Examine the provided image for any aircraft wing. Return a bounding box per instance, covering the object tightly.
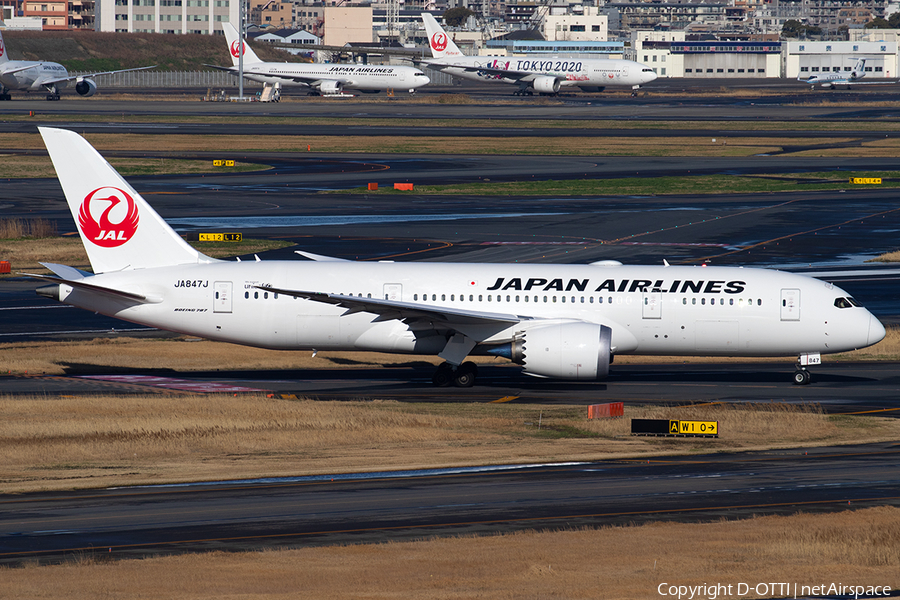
[420,59,537,81]
[256,286,524,327]
[39,65,156,86]
[1,64,39,76]
[204,63,323,87]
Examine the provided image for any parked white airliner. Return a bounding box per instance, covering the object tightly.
[31,127,884,387]
[420,13,657,95]
[208,22,430,97]
[0,29,154,101]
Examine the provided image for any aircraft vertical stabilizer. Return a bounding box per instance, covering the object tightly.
[38,127,211,274]
[422,13,465,59]
[0,29,9,65]
[222,22,262,66]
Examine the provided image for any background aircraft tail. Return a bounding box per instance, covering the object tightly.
[222,22,261,66]
[0,28,9,65]
[422,13,465,59]
[39,127,212,274]
[851,58,866,79]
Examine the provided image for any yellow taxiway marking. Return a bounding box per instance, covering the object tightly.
[491,396,519,403]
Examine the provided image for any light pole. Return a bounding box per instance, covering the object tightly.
[238,0,244,100]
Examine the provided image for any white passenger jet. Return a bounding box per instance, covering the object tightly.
[207,22,430,97]
[30,127,885,387]
[799,58,895,89]
[420,13,657,95]
[0,29,154,101]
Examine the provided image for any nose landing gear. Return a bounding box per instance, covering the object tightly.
[792,353,820,385]
[793,368,812,385]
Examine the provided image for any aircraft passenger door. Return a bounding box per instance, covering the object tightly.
[214,281,233,313]
[383,283,402,301]
[642,292,662,319]
[780,288,800,321]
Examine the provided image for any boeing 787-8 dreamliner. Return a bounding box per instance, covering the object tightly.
[29,128,885,387]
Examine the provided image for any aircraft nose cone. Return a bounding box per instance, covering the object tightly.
[868,314,886,346]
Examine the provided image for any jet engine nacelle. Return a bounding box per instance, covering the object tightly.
[74,78,97,97]
[532,76,561,94]
[319,80,343,94]
[520,322,612,380]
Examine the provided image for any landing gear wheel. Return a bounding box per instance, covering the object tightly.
[432,362,454,387]
[453,361,478,388]
[793,369,811,385]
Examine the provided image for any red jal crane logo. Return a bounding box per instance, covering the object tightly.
[0,39,5,58]
[78,187,140,247]
[230,40,244,58]
[430,32,448,52]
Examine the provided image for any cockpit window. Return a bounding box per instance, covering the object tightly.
[834,297,860,309]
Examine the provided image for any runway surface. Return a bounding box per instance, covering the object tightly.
[2,441,898,565]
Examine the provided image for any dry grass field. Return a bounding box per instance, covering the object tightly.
[2,393,898,494]
[872,250,900,262]
[0,231,290,272]
[0,132,854,171]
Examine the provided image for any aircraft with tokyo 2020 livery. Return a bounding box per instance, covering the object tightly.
[26,127,885,388]
[419,12,657,96]
[0,29,154,101]
[205,22,430,99]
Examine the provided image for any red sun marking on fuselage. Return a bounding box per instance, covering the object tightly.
[78,187,140,247]
[431,33,448,52]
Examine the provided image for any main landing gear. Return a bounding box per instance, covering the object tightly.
[45,85,60,101]
[432,361,478,388]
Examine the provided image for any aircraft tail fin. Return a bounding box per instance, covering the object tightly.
[422,13,465,59]
[0,29,9,65]
[38,127,214,274]
[851,58,866,79]
[222,22,261,66]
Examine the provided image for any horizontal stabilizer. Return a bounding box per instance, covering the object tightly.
[22,271,160,303]
[40,262,93,280]
[294,251,352,262]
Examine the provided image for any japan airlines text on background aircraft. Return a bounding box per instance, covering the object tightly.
[0,29,154,101]
[799,58,896,89]
[420,13,657,95]
[207,22,430,96]
[31,127,884,387]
